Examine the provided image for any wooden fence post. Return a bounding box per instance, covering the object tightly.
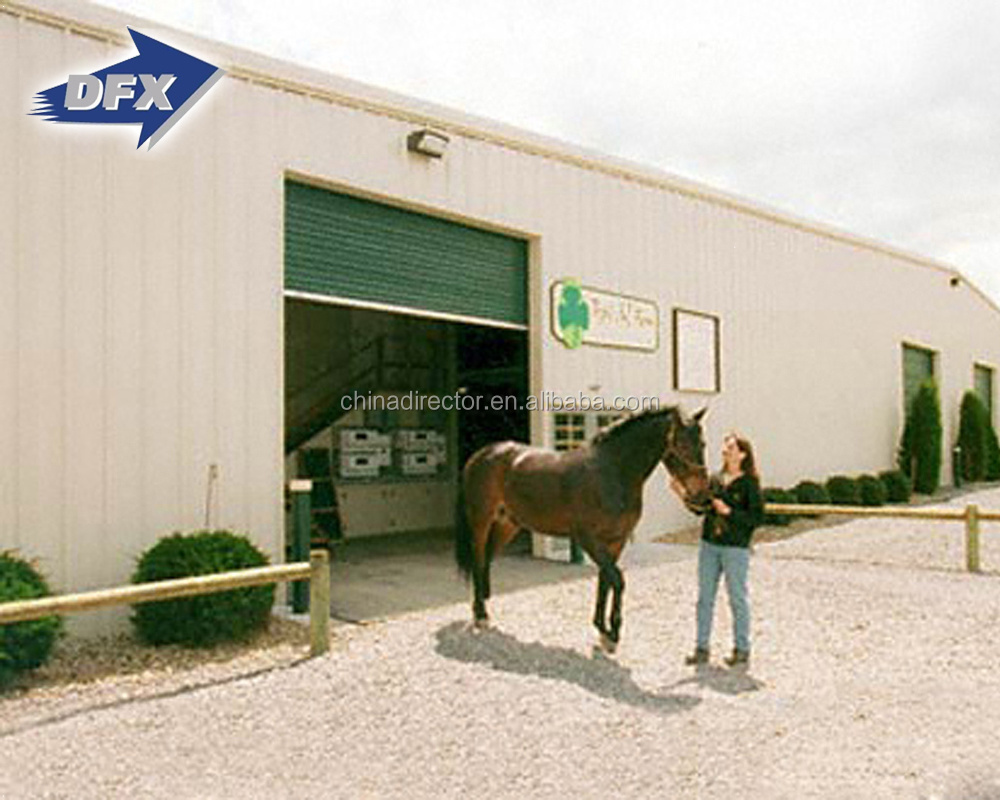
[965,504,981,573]
[310,549,331,656]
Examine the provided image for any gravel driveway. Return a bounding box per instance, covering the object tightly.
[2,489,1000,800]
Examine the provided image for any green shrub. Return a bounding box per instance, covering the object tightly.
[762,487,796,526]
[826,475,861,505]
[131,531,274,648]
[986,426,1000,481]
[957,392,990,482]
[857,474,888,507]
[0,552,63,690]
[794,480,830,505]
[878,470,912,503]
[898,380,943,494]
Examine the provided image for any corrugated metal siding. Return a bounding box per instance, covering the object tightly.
[15,18,68,593]
[284,181,528,325]
[0,15,285,632]
[0,14,17,557]
[61,27,112,596]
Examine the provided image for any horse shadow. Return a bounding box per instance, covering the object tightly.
[434,620,700,716]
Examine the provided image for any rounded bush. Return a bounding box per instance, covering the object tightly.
[131,531,274,648]
[878,470,912,503]
[0,551,63,689]
[857,474,887,507]
[826,475,861,506]
[794,480,830,505]
[762,487,796,526]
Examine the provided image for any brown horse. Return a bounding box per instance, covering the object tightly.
[455,406,710,650]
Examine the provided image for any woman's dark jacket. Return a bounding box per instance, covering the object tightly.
[701,473,764,548]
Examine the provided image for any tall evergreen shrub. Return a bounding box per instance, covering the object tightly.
[957,391,990,482]
[986,426,1000,481]
[898,380,943,494]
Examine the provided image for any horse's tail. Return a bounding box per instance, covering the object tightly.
[454,480,475,580]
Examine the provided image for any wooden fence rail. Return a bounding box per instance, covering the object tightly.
[764,503,990,573]
[0,550,332,656]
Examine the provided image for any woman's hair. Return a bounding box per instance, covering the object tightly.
[726,433,759,480]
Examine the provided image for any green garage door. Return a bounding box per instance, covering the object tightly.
[975,364,994,423]
[902,344,935,415]
[285,181,527,327]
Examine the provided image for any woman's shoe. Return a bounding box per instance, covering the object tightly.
[684,647,710,665]
[724,649,750,667]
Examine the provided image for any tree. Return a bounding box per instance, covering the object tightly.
[986,425,1000,481]
[957,391,990,482]
[898,380,942,494]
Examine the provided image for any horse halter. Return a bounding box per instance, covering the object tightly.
[661,418,704,480]
[662,420,711,514]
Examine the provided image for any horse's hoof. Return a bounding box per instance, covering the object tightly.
[599,633,618,654]
[473,617,491,631]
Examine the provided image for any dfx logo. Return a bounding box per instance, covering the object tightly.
[30,28,225,150]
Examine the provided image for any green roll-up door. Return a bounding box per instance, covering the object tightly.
[902,344,935,414]
[285,181,527,326]
[975,364,994,422]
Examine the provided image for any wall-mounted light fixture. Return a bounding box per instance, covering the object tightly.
[950,275,961,288]
[407,128,449,158]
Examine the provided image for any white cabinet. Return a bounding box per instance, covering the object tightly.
[335,479,455,537]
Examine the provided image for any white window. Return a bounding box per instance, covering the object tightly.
[673,308,720,393]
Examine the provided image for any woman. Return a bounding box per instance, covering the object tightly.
[671,433,764,667]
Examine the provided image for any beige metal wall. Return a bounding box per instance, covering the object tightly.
[0,9,288,633]
[4,0,1000,630]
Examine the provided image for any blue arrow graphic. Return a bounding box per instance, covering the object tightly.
[30,28,225,149]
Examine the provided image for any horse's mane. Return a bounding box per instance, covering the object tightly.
[591,406,678,446]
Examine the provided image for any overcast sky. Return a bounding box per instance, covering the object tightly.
[97,0,1000,305]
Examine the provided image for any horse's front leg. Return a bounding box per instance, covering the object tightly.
[606,562,625,645]
[472,564,489,626]
[591,555,625,652]
[593,569,610,637]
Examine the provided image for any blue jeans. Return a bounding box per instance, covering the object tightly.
[696,541,751,652]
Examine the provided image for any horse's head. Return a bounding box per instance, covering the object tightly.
[662,407,712,513]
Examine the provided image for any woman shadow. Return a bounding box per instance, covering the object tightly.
[434,621,700,716]
[661,663,764,696]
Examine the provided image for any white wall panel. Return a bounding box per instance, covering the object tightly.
[17,21,67,587]
[243,83,283,561]
[102,94,145,595]
[139,128,183,542]
[0,14,20,553]
[212,83,250,536]
[176,94,219,535]
[62,32,110,596]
